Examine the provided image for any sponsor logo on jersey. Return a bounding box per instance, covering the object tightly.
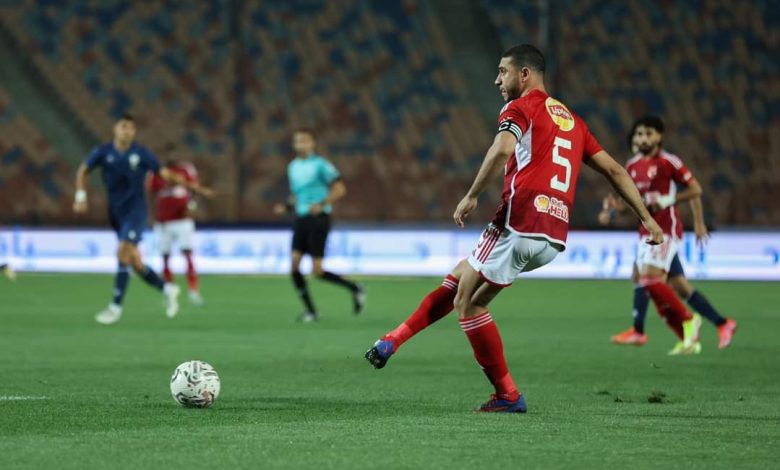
[545,97,575,132]
[129,153,140,170]
[534,194,569,223]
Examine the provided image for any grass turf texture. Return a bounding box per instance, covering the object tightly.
[1,274,778,469]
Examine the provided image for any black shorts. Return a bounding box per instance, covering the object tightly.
[292,214,331,257]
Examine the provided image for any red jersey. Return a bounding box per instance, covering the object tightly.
[490,90,603,249]
[625,149,693,239]
[149,162,198,222]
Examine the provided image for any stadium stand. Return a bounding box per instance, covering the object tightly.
[482,0,779,226]
[0,0,776,225]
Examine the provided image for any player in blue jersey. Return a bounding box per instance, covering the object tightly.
[73,114,213,325]
[274,128,366,322]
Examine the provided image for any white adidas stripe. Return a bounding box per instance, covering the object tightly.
[460,314,493,331]
[461,317,493,332]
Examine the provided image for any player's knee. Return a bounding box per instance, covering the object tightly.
[453,292,470,315]
[671,277,693,297]
[312,266,325,278]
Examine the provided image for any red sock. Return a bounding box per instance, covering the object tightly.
[383,275,458,349]
[162,254,173,283]
[184,250,198,291]
[459,312,519,400]
[641,277,691,340]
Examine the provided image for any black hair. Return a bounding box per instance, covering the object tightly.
[118,113,134,122]
[501,44,545,73]
[631,115,665,134]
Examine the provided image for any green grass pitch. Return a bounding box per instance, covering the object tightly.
[1,274,778,469]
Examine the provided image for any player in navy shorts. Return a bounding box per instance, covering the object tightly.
[73,114,213,325]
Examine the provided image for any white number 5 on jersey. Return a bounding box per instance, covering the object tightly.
[550,137,572,192]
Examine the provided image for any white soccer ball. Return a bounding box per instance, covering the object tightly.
[170,360,220,408]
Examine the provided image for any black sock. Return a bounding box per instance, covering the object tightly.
[687,290,727,326]
[320,271,359,292]
[632,285,649,334]
[136,265,165,291]
[292,271,317,313]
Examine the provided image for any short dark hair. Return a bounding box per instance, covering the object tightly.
[294,127,316,139]
[501,44,545,73]
[632,115,665,134]
[118,113,134,122]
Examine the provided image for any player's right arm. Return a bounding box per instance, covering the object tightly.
[73,163,89,213]
[73,147,104,213]
[586,150,663,244]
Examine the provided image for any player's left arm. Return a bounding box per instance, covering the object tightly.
[453,131,515,227]
[309,160,346,215]
[159,167,215,198]
[586,151,664,245]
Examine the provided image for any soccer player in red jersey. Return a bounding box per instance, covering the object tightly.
[149,159,206,306]
[601,117,737,351]
[365,44,664,413]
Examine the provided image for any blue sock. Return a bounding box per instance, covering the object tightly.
[113,263,131,305]
[136,265,165,291]
[632,285,650,334]
[687,290,726,326]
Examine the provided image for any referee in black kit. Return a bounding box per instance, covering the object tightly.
[274,128,366,322]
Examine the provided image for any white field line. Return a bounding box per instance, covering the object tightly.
[0,396,48,401]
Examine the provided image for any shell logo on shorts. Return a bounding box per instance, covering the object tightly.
[545,97,575,132]
[534,195,551,211]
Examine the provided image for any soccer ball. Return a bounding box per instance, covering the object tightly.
[170,360,221,408]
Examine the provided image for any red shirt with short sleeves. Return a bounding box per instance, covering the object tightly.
[491,89,603,249]
[149,162,198,222]
[625,149,693,239]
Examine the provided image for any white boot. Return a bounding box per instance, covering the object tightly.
[95,303,122,325]
[164,283,181,318]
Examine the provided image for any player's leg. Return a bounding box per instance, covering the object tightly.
[637,239,699,354]
[120,218,180,318]
[669,272,737,348]
[95,214,131,325]
[365,224,507,368]
[178,219,203,305]
[611,263,649,345]
[155,222,174,283]
[289,216,319,320]
[458,235,559,412]
[455,265,523,410]
[310,214,366,314]
[365,259,468,368]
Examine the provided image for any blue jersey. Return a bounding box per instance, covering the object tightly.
[85,142,161,219]
[288,154,340,217]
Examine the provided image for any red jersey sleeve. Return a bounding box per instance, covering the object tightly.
[497,100,530,142]
[671,159,694,186]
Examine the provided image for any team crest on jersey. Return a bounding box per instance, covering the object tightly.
[534,194,569,222]
[129,153,140,170]
[647,165,657,179]
[545,97,575,131]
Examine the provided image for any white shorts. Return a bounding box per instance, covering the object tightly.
[154,219,195,254]
[635,235,678,271]
[467,224,560,286]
